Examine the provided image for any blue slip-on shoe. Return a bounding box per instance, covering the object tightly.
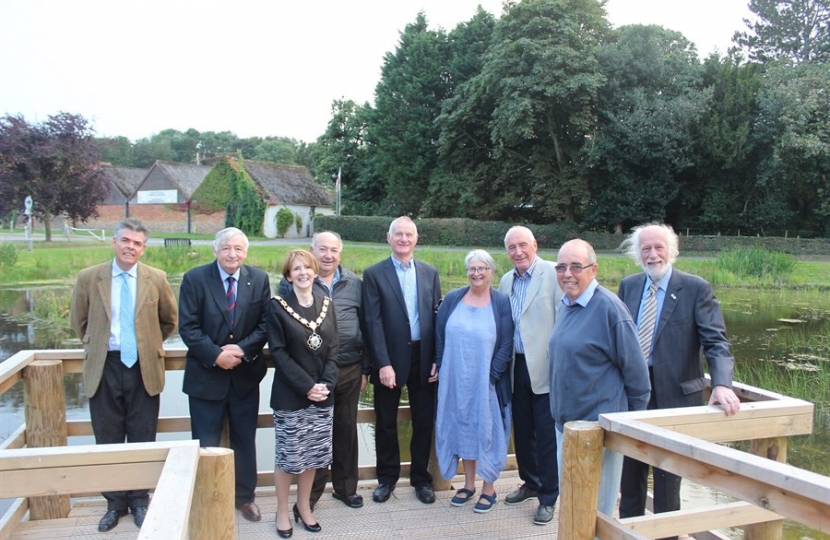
[450,488,476,507]
[473,493,498,514]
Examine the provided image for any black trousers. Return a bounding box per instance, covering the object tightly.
[511,353,560,506]
[373,342,435,487]
[310,362,363,505]
[189,387,260,506]
[89,352,159,511]
[619,368,682,539]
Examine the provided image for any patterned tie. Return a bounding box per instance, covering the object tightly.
[637,283,659,363]
[226,276,236,326]
[120,272,138,368]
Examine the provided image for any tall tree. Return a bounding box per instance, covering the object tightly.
[587,24,708,232]
[0,113,109,241]
[733,0,830,63]
[455,0,609,222]
[366,13,452,216]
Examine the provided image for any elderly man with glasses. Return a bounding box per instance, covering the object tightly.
[548,239,651,517]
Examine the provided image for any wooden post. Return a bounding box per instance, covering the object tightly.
[429,434,451,491]
[744,437,787,540]
[558,421,604,540]
[189,447,235,540]
[23,359,70,519]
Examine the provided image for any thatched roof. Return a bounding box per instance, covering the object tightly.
[242,160,333,207]
[153,161,211,199]
[101,166,147,203]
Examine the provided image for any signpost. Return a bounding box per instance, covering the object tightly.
[23,196,33,251]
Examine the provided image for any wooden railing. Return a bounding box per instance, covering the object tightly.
[2,347,829,540]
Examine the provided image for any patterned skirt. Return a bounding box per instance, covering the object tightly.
[273,405,333,474]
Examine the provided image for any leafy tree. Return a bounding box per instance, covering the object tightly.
[252,137,298,163]
[98,135,135,166]
[0,113,109,241]
[366,13,452,216]
[586,24,708,231]
[733,0,830,63]
[456,0,609,222]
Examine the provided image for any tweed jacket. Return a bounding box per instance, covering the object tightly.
[70,260,178,398]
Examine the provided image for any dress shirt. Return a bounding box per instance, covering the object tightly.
[510,256,540,354]
[391,256,420,341]
[109,260,137,351]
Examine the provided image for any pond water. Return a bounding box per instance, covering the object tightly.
[1,284,828,538]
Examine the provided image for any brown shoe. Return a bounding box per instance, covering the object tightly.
[236,501,261,522]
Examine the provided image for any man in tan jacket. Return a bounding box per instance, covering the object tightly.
[70,218,177,533]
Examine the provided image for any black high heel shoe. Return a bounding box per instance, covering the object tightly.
[276,510,293,538]
[292,504,321,533]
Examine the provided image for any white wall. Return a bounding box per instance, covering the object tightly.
[263,205,334,239]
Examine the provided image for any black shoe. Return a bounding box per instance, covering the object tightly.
[533,503,555,525]
[332,491,364,508]
[505,484,538,505]
[372,483,395,503]
[277,525,293,538]
[131,506,148,528]
[98,509,128,532]
[293,504,321,533]
[414,484,436,504]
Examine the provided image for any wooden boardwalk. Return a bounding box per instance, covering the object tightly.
[8,471,562,539]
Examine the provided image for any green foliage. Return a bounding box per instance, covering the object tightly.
[0,243,18,269]
[294,213,303,233]
[229,172,266,237]
[732,0,830,63]
[192,161,235,212]
[275,207,295,237]
[717,247,797,280]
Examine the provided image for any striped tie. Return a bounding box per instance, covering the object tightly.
[120,272,138,368]
[226,276,236,326]
[638,283,659,362]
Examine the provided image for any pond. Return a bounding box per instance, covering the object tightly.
[1,284,828,539]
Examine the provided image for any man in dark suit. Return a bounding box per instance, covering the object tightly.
[362,216,441,505]
[179,227,271,523]
[70,218,178,532]
[617,223,740,536]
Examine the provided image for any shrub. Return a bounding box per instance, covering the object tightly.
[295,214,303,233]
[717,247,797,280]
[276,208,294,238]
[0,243,18,270]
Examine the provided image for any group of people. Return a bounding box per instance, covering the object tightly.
[70,216,740,538]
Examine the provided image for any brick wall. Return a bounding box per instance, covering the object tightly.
[73,205,227,236]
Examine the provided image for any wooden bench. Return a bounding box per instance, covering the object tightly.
[163,238,191,248]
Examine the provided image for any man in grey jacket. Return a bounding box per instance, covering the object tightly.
[278,231,368,509]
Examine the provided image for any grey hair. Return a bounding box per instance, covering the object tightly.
[465,249,497,274]
[213,227,249,252]
[619,223,679,266]
[388,216,417,236]
[312,230,343,250]
[114,218,149,241]
[503,225,535,248]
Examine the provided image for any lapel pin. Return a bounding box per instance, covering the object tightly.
[671,293,677,300]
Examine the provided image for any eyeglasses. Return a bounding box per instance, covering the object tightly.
[466,266,490,275]
[554,263,595,274]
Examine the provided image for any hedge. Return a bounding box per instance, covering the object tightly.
[313,215,830,256]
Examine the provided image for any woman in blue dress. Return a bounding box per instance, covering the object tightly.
[434,249,514,513]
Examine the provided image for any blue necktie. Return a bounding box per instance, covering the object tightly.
[120,272,138,367]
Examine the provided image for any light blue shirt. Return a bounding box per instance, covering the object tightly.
[392,256,420,341]
[317,267,341,297]
[216,262,241,297]
[109,260,137,351]
[637,267,673,365]
[560,279,599,308]
[510,257,540,354]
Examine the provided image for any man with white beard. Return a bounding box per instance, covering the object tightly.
[617,223,740,540]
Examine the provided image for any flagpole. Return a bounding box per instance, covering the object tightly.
[336,167,342,216]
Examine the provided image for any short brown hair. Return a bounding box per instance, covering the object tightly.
[281,249,319,279]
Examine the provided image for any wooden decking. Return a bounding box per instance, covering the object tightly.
[8,471,562,540]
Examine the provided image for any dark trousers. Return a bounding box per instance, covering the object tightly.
[311,362,363,505]
[511,353,559,506]
[89,353,159,511]
[374,342,435,487]
[189,387,260,506]
[619,369,681,539]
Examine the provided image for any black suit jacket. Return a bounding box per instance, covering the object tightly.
[362,257,441,387]
[180,261,271,400]
[618,268,735,409]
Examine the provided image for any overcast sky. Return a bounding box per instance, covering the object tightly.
[0,0,753,144]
